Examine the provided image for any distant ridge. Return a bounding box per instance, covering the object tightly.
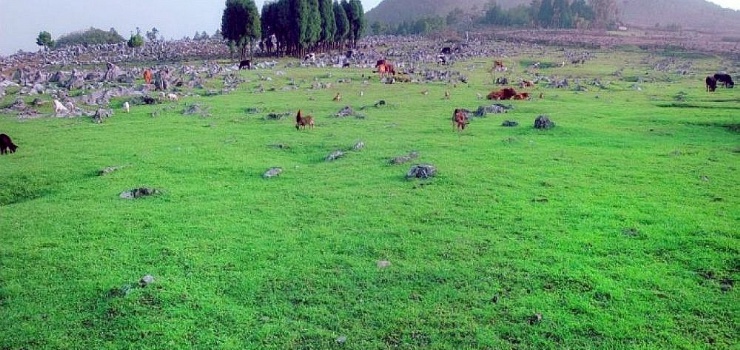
[366,0,740,33]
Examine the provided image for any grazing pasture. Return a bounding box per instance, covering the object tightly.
[0,46,738,349]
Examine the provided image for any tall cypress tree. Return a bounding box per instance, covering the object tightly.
[221,0,261,60]
[349,0,365,46]
[305,0,322,51]
[537,0,554,27]
[333,1,350,48]
[318,0,336,49]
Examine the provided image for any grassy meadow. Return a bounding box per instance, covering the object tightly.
[0,46,738,349]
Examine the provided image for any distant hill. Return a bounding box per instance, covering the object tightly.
[365,0,740,33]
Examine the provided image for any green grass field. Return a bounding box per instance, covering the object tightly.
[1,47,738,349]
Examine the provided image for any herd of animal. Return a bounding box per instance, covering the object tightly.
[1,47,736,156]
[705,73,735,92]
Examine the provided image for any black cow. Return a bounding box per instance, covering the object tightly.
[706,76,717,92]
[713,73,734,88]
[441,47,452,55]
[0,133,18,155]
[238,60,252,70]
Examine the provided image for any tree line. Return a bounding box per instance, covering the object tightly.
[221,0,365,60]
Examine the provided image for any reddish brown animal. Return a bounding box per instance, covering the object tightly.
[493,60,507,72]
[513,92,530,100]
[295,110,314,130]
[487,87,518,100]
[452,109,468,131]
[0,133,18,155]
[375,59,396,78]
[143,69,153,84]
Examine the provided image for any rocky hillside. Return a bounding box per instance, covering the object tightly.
[366,0,740,33]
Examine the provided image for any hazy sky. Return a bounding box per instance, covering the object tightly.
[0,0,737,56]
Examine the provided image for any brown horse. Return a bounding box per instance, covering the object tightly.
[296,110,314,130]
[452,109,468,131]
[375,59,396,78]
[143,69,153,84]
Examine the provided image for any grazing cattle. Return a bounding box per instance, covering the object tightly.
[706,76,717,92]
[333,92,342,102]
[437,54,448,65]
[452,109,468,131]
[487,87,518,100]
[123,101,130,113]
[238,59,252,70]
[342,61,351,68]
[143,69,153,84]
[53,99,69,116]
[513,92,530,100]
[0,133,18,155]
[713,73,734,88]
[375,59,396,78]
[520,80,535,88]
[295,110,314,130]
[304,53,316,62]
[493,60,507,72]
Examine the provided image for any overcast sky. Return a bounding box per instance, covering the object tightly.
[0,0,737,56]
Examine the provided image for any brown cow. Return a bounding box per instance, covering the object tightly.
[487,87,518,100]
[143,69,153,84]
[0,133,18,155]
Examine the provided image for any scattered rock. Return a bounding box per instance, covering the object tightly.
[406,164,437,179]
[119,187,159,199]
[352,141,364,151]
[265,112,290,120]
[528,313,543,325]
[98,165,124,176]
[501,120,519,127]
[92,108,113,123]
[182,103,210,117]
[336,335,347,344]
[335,106,355,117]
[390,151,419,165]
[377,260,391,268]
[325,150,345,162]
[534,115,555,129]
[263,167,283,178]
[139,274,155,287]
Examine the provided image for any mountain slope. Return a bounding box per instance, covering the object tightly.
[365,0,740,33]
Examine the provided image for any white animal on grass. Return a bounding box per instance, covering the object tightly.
[123,101,130,113]
[53,99,69,116]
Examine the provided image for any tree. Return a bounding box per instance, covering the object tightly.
[349,0,365,46]
[305,0,322,50]
[590,0,618,29]
[318,0,336,49]
[333,1,350,48]
[127,28,144,48]
[146,27,159,41]
[36,31,54,50]
[221,0,261,60]
[553,0,573,28]
[537,0,554,27]
[54,27,125,48]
